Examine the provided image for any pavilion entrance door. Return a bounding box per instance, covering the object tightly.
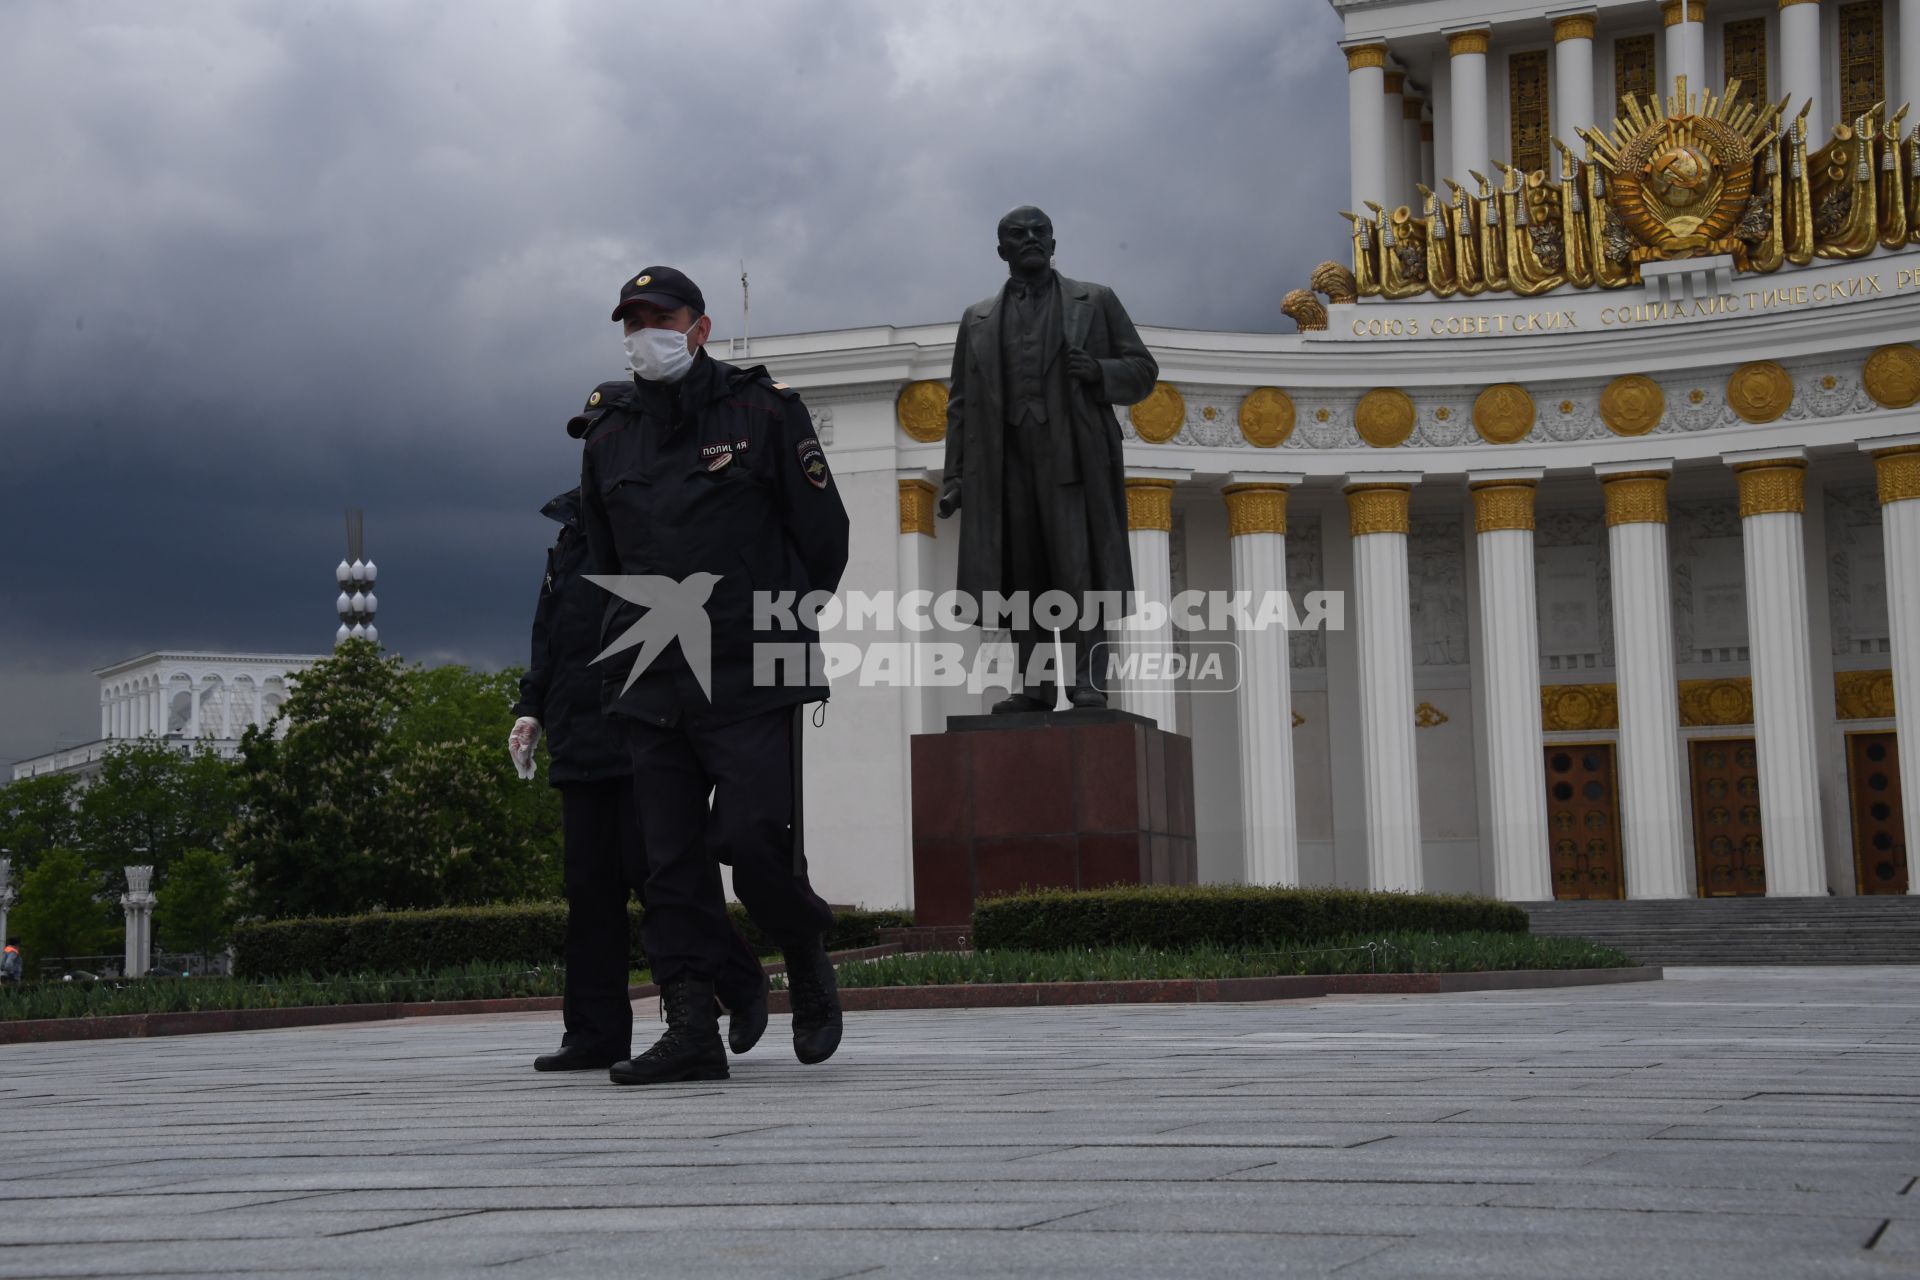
[1544,743,1625,900]
[1847,731,1909,895]
[1689,737,1766,897]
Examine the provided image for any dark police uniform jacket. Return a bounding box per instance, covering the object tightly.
[510,488,630,785]
[574,352,849,728]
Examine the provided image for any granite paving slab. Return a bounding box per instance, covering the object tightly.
[2,965,1918,1277]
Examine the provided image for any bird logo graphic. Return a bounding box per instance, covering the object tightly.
[586,572,723,700]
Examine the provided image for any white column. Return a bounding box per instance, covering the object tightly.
[898,476,937,741]
[1383,70,1410,209]
[1400,86,1425,203]
[1598,463,1692,898]
[1431,64,1454,189]
[100,693,110,739]
[1780,0,1826,143]
[0,857,15,960]
[1726,451,1829,895]
[1119,472,1185,732]
[1469,472,1553,901]
[1865,440,1920,893]
[1662,0,1707,102]
[1551,11,1597,176]
[1225,476,1303,886]
[1345,475,1424,891]
[187,677,201,738]
[1446,27,1492,191]
[1345,42,1392,214]
[151,688,164,736]
[121,866,156,979]
[1419,117,1436,191]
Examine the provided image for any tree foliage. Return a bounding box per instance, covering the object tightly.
[13,848,118,965]
[159,847,238,957]
[0,773,79,873]
[230,640,561,918]
[72,740,239,891]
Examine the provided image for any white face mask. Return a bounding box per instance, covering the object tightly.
[624,326,696,383]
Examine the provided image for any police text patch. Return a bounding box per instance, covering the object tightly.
[796,438,830,490]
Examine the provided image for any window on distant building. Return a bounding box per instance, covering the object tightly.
[1722,17,1769,115]
[1838,1,1885,127]
[1614,34,1657,111]
[1509,49,1551,174]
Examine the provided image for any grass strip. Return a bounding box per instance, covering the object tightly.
[774,931,1633,989]
[0,962,592,1022]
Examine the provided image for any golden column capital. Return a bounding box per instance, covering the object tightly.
[897,478,937,536]
[1552,14,1597,42]
[1731,458,1808,518]
[1420,121,1434,142]
[1383,70,1406,94]
[1345,43,1388,72]
[1661,0,1705,25]
[1872,446,1920,506]
[1222,483,1290,537]
[1447,29,1490,56]
[1125,477,1176,532]
[1778,0,1817,8]
[1600,471,1671,526]
[1470,479,1538,533]
[1402,95,1424,120]
[1344,483,1412,536]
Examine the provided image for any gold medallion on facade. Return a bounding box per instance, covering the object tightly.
[1679,677,1755,726]
[894,380,949,443]
[1541,683,1619,732]
[1835,668,1896,719]
[1469,480,1537,532]
[1601,470,1670,526]
[1472,384,1536,444]
[1354,388,1416,448]
[1238,388,1295,447]
[1732,458,1807,517]
[1222,483,1289,537]
[1130,383,1187,443]
[896,478,937,537]
[1599,374,1664,435]
[1124,477,1176,532]
[1344,483,1412,536]
[1725,361,1793,423]
[1862,344,1920,408]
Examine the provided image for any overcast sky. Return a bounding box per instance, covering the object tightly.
[0,0,1347,770]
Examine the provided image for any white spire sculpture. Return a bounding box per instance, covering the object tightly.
[335,508,380,647]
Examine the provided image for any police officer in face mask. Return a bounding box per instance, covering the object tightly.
[510,485,771,1073]
[575,266,851,1086]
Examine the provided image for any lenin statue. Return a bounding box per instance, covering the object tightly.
[937,206,1159,712]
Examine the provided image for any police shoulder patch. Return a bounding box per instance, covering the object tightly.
[796,437,830,490]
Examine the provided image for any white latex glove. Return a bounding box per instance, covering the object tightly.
[507,716,542,781]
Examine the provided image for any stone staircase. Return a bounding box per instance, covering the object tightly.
[1524,896,1920,966]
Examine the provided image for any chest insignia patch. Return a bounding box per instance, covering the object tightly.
[797,437,830,490]
[706,450,734,472]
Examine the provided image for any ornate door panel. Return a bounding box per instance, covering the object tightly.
[1690,737,1766,896]
[1545,744,1625,900]
[1848,731,1908,895]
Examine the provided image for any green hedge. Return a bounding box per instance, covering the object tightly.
[971,886,1528,953]
[233,903,911,979]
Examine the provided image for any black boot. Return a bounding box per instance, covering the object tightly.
[608,979,729,1085]
[782,938,843,1065]
[725,970,770,1055]
[534,1043,622,1072]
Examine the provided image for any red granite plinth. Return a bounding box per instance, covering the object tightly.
[910,709,1197,926]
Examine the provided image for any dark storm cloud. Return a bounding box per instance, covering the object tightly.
[0,0,1347,767]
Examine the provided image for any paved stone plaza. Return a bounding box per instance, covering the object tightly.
[2,968,1918,1278]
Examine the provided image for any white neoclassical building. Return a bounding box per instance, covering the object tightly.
[10,652,320,783]
[737,0,1920,911]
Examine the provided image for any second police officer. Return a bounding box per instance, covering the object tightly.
[575,266,851,1086]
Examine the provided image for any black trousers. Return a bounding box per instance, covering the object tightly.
[1002,414,1100,695]
[557,778,765,1057]
[624,706,834,987]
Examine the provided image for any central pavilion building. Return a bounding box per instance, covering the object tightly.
[727,0,1920,912]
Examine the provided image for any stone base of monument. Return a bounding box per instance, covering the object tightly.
[909,708,1197,927]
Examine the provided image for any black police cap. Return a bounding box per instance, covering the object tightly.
[611,266,705,321]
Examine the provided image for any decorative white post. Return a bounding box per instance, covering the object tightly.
[1469,471,1554,900]
[1401,89,1426,199]
[1661,0,1707,103]
[1224,475,1303,886]
[1345,475,1424,891]
[0,856,15,953]
[1865,440,1920,892]
[1726,450,1828,895]
[1598,463,1692,898]
[1550,11,1597,177]
[1780,0,1825,144]
[1344,42,1391,214]
[1382,69,1410,210]
[1119,472,1186,732]
[1446,27,1492,193]
[121,865,157,979]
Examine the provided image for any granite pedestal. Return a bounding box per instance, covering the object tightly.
[910,709,1197,926]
